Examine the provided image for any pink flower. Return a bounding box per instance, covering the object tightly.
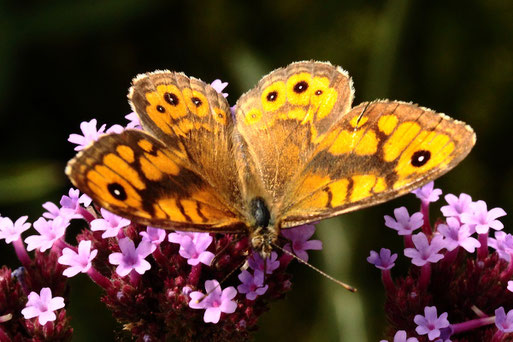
[237,270,268,300]
[384,207,423,236]
[140,226,166,252]
[380,330,419,342]
[414,306,450,340]
[24,216,69,252]
[488,231,513,262]
[281,224,322,261]
[411,181,442,203]
[437,217,480,253]
[495,307,513,333]
[460,200,507,234]
[125,112,142,129]
[68,119,107,151]
[210,79,229,98]
[168,231,215,266]
[21,287,65,325]
[248,251,280,274]
[43,188,91,220]
[367,248,397,270]
[188,280,237,324]
[440,193,473,219]
[108,238,153,276]
[404,233,445,266]
[90,208,131,238]
[0,216,31,243]
[58,240,98,277]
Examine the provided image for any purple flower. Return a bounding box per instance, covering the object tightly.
[108,238,153,276]
[210,79,229,98]
[90,208,131,238]
[25,216,69,252]
[58,240,98,277]
[404,233,445,266]
[248,251,280,274]
[488,231,513,262]
[384,207,424,236]
[43,188,92,220]
[367,248,398,270]
[188,280,237,324]
[495,306,513,333]
[21,287,65,325]
[440,193,473,219]
[68,119,107,151]
[281,224,322,261]
[412,181,442,203]
[106,124,124,134]
[237,270,269,300]
[414,306,450,340]
[508,281,513,293]
[125,112,142,129]
[168,231,215,266]
[0,216,31,243]
[460,200,507,234]
[437,217,480,253]
[380,330,419,342]
[140,226,166,252]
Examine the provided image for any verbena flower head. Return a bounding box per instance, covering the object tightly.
[21,287,65,325]
[0,216,31,244]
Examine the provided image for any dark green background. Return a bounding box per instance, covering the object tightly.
[1,1,512,341]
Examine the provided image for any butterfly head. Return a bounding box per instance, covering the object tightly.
[248,197,278,258]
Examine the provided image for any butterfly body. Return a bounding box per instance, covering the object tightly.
[66,61,475,257]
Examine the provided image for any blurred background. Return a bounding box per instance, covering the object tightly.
[1,1,512,341]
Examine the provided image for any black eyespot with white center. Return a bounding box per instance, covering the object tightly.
[266,91,278,102]
[293,81,308,93]
[315,90,323,95]
[191,97,202,107]
[164,92,179,106]
[107,183,128,201]
[411,150,431,167]
[156,105,165,113]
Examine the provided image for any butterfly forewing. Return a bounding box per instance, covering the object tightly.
[66,129,246,233]
[279,101,475,228]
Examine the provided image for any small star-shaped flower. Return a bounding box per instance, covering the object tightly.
[237,270,269,300]
[25,216,69,252]
[440,193,473,219]
[90,208,131,238]
[210,79,229,98]
[68,119,107,151]
[108,238,153,276]
[488,231,513,262]
[384,207,423,236]
[21,287,65,325]
[58,240,98,277]
[188,279,237,324]
[140,226,166,252]
[0,216,31,244]
[404,233,445,266]
[437,217,480,253]
[380,330,419,342]
[367,248,398,270]
[281,224,322,261]
[43,188,92,220]
[495,307,513,333]
[168,231,215,266]
[411,181,442,203]
[414,306,450,340]
[248,251,280,274]
[460,200,507,234]
[125,112,142,129]
[508,281,513,293]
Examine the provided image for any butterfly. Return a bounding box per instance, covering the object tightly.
[66,61,475,257]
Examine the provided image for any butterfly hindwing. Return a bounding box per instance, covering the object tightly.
[66,129,246,232]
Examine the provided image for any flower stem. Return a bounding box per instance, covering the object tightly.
[420,200,432,235]
[87,267,111,289]
[381,269,396,295]
[418,264,431,291]
[451,315,495,335]
[13,238,31,269]
[477,234,489,259]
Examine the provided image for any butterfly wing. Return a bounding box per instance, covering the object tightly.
[66,129,246,232]
[280,101,475,227]
[234,61,354,211]
[129,71,247,215]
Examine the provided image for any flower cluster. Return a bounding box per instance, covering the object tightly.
[0,80,324,341]
[370,182,512,342]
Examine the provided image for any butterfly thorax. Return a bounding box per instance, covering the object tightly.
[248,197,278,258]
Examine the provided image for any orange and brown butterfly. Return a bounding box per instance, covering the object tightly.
[65,61,475,258]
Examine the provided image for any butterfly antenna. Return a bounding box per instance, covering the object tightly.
[272,243,357,292]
